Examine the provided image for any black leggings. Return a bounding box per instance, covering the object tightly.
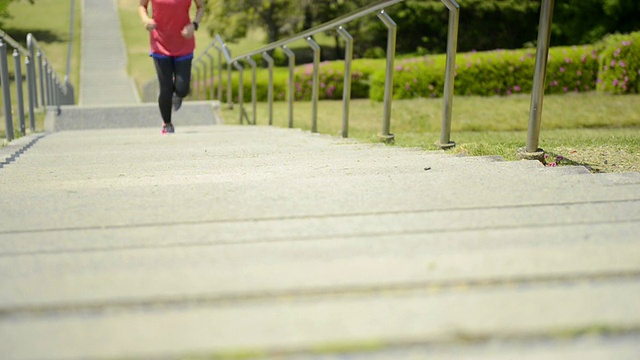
[153,56,192,124]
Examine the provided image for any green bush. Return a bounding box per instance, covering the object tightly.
[597,32,640,94]
[198,59,381,103]
[370,45,599,101]
[197,44,604,104]
[292,59,382,101]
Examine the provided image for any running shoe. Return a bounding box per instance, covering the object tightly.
[162,123,175,134]
[172,93,183,112]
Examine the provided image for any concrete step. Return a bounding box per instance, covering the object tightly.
[48,102,221,131]
[2,278,639,359]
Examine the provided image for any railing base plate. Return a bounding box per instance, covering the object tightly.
[377,133,395,144]
[517,147,546,164]
[435,141,456,150]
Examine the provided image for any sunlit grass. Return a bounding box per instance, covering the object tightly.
[223,93,640,172]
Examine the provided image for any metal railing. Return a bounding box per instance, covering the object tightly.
[0,30,74,143]
[143,0,556,158]
[186,0,460,144]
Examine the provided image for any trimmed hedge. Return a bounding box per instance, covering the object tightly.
[205,59,382,103]
[597,32,640,94]
[370,45,599,101]
[199,33,639,103]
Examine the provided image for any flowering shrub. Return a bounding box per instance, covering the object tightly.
[597,32,640,95]
[370,46,599,101]
[291,59,381,101]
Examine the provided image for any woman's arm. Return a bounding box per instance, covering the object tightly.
[138,0,156,31]
[182,0,205,38]
[193,0,205,25]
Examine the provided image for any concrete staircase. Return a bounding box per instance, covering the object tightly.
[0,124,639,359]
[0,0,638,357]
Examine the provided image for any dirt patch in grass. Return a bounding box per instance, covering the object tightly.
[548,145,640,173]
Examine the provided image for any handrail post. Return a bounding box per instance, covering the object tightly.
[44,62,52,106]
[37,50,45,108]
[199,62,206,100]
[377,10,396,143]
[337,26,353,138]
[25,55,36,132]
[13,49,26,136]
[194,64,202,100]
[233,61,244,124]
[54,76,61,115]
[282,46,295,129]
[205,52,214,100]
[27,34,38,109]
[520,0,555,162]
[246,56,257,125]
[217,48,223,101]
[436,0,459,149]
[306,37,321,133]
[262,51,274,126]
[0,40,15,141]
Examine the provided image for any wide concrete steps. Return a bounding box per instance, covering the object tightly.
[49,101,221,131]
[0,125,639,359]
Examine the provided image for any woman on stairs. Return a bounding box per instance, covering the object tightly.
[139,0,205,134]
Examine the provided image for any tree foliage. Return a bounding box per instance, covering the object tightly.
[205,0,302,44]
[203,0,640,58]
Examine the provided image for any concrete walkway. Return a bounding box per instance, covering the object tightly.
[79,0,140,105]
[0,0,639,358]
[0,125,639,359]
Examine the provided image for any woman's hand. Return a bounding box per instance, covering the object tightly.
[181,23,195,39]
[144,19,157,31]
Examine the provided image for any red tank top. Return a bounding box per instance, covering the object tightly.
[149,0,195,57]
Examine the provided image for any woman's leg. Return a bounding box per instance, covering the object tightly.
[153,56,175,124]
[174,57,192,99]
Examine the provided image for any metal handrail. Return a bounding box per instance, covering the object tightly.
[228,0,407,64]
[0,30,29,57]
[1,30,74,143]
[192,0,460,144]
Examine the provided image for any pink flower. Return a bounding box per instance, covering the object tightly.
[547,162,557,167]
[577,70,582,76]
[613,79,619,87]
[611,60,616,67]
[326,85,336,98]
[395,65,403,71]
[565,58,572,64]
[619,61,627,68]
[560,67,565,73]
[622,40,632,46]
[563,87,568,92]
